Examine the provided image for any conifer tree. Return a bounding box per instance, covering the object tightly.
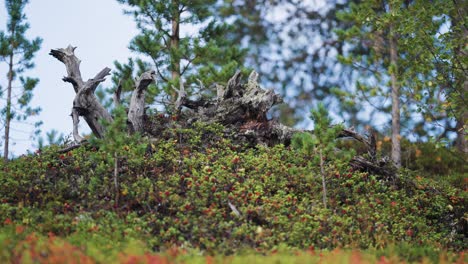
[336,0,467,165]
[292,103,347,209]
[115,0,246,108]
[0,0,42,161]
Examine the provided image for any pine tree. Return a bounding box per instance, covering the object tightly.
[114,0,246,108]
[0,0,42,161]
[336,0,467,166]
[447,1,467,153]
[292,103,348,209]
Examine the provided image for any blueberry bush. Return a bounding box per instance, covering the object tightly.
[0,121,466,263]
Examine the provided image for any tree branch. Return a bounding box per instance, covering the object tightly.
[49,45,84,93]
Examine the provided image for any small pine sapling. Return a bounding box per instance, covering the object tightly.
[292,103,347,209]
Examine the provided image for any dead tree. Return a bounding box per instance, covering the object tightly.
[128,70,156,133]
[50,46,394,177]
[171,70,296,146]
[50,45,155,142]
[339,128,396,178]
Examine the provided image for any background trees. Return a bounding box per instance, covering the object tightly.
[0,0,42,161]
[336,0,467,165]
[219,0,358,126]
[114,0,246,110]
[0,0,465,160]
[218,0,466,157]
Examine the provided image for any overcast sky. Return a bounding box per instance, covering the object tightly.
[0,0,139,157]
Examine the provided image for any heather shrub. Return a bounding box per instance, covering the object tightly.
[0,122,465,260]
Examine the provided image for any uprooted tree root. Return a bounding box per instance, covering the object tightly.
[51,45,396,179]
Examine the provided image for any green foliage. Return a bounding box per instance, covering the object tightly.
[292,103,349,158]
[0,0,43,159]
[292,104,352,208]
[336,0,467,145]
[219,1,360,126]
[90,106,146,162]
[0,122,465,260]
[114,0,247,106]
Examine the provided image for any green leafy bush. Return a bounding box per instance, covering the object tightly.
[0,122,466,261]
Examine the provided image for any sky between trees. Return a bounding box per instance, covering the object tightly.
[0,0,139,156]
[1,0,465,158]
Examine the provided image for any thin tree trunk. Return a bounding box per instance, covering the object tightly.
[319,150,327,209]
[171,0,181,82]
[169,0,181,103]
[451,0,468,153]
[454,68,467,153]
[455,84,468,153]
[3,53,14,162]
[114,152,119,207]
[389,5,401,168]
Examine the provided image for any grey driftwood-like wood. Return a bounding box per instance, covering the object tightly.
[50,45,113,142]
[50,45,156,141]
[128,70,156,133]
[172,70,294,145]
[338,128,395,178]
[51,46,394,177]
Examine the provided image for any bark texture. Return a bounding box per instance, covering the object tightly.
[50,45,155,142]
[51,46,395,178]
[451,0,468,154]
[128,70,156,133]
[339,128,396,178]
[50,46,113,141]
[170,70,294,146]
[3,51,14,161]
[389,7,401,168]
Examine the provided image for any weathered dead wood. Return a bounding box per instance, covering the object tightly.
[113,80,122,107]
[170,70,394,175]
[128,70,156,133]
[57,142,88,154]
[49,46,83,93]
[51,45,156,141]
[349,156,396,178]
[171,70,288,145]
[339,128,377,161]
[50,45,112,141]
[338,128,396,178]
[50,48,395,178]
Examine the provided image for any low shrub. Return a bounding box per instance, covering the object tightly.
[0,122,466,261]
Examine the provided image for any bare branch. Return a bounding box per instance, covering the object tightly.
[49,45,84,93]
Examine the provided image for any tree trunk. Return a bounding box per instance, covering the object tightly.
[128,71,156,133]
[171,0,181,84]
[114,152,119,206]
[319,150,327,209]
[3,53,14,162]
[451,0,468,153]
[50,46,113,142]
[455,85,468,154]
[389,7,401,168]
[50,45,156,141]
